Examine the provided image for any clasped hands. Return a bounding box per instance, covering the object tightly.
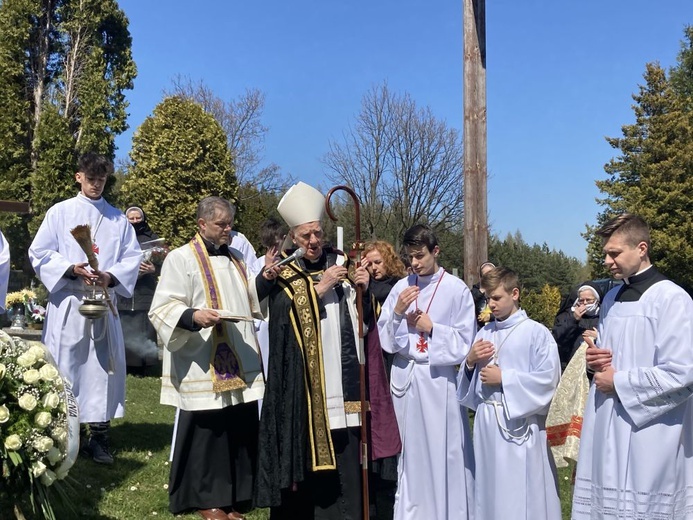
[394,286,433,334]
[584,336,616,394]
[315,264,369,298]
[74,262,112,288]
[466,339,502,386]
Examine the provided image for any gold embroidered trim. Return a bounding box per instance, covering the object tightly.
[189,235,247,392]
[344,401,369,413]
[278,261,336,471]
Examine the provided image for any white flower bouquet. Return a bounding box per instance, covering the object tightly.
[0,331,79,519]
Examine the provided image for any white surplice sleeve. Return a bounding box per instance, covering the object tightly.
[614,287,693,428]
[427,281,476,366]
[501,324,561,420]
[107,221,141,299]
[149,249,195,353]
[29,207,74,293]
[457,329,485,411]
[0,230,9,313]
[377,282,410,355]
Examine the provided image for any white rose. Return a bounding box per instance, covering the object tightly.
[55,467,69,480]
[4,434,22,450]
[34,411,53,429]
[51,427,67,444]
[17,351,37,367]
[18,393,38,411]
[33,436,54,453]
[28,344,46,361]
[38,364,60,382]
[31,460,47,478]
[42,392,60,409]
[0,363,5,379]
[40,469,56,487]
[0,405,9,424]
[22,368,41,384]
[46,446,62,465]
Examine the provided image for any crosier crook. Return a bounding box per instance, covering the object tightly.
[324,185,369,520]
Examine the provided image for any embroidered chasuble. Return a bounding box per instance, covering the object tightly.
[276,261,336,470]
[255,248,362,509]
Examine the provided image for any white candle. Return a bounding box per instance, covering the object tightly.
[337,227,344,252]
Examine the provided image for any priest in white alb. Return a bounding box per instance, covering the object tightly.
[150,196,275,520]
[572,213,693,519]
[29,153,141,465]
[377,224,476,520]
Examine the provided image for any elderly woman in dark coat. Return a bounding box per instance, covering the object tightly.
[118,206,161,370]
[551,281,604,371]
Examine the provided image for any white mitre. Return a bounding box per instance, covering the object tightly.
[277,181,325,228]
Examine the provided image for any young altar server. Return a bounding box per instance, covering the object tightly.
[377,224,476,520]
[572,213,693,519]
[458,267,561,520]
[29,153,142,464]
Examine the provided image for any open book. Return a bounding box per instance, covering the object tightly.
[206,309,254,322]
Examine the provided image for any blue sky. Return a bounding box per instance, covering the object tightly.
[114,0,692,260]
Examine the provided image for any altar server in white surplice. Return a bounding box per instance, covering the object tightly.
[0,229,10,313]
[150,196,277,520]
[29,153,141,465]
[377,224,476,520]
[571,213,693,520]
[458,267,561,520]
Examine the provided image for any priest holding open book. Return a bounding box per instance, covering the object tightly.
[149,196,278,520]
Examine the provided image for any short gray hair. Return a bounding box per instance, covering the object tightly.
[197,197,234,221]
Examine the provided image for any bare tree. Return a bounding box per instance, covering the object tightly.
[324,83,463,245]
[167,76,290,194]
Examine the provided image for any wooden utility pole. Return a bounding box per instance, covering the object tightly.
[0,201,30,214]
[462,0,488,288]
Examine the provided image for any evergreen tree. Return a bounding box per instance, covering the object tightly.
[120,97,237,249]
[0,0,135,267]
[587,26,693,290]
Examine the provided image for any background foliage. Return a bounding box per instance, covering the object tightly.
[585,26,693,292]
[0,0,135,267]
[119,97,237,249]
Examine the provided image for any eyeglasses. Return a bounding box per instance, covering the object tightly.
[577,299,596,304]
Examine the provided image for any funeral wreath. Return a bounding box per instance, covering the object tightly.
[0,331,79,519]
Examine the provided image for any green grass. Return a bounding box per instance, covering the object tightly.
[4,376,575,519]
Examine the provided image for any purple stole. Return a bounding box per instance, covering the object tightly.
[189,234,247,392]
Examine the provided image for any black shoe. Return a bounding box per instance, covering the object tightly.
[89,436,114,465]
[79,427,92,458]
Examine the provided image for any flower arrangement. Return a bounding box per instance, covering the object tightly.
[26,302,47,325]
[5,288,47,328]
[0,331,78,519]
[145,246,169,266]
[478,304,493,324]
[5,289,36,309]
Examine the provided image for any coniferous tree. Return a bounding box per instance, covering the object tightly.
[120,97,237,249]
[0,0,135,267]
[586,26,693,290]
